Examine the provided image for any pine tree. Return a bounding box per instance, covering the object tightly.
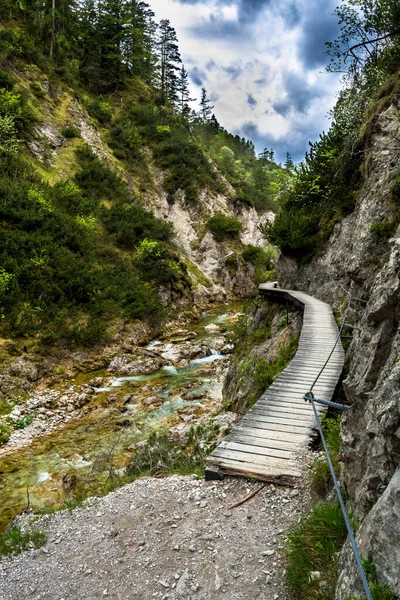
[285,151,293,169]
[122,1,156,82]
[176,65,196,117]
[259,148,274,162]
[156,19,181,105]
[199,87,214,122]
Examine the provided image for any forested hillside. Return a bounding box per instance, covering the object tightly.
[264,0,400,262]
[0,0,289,349]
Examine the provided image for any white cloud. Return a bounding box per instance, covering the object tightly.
[149,0,342,161]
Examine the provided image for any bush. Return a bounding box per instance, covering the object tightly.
[108,118,143,162]
[0,69,15,90]
[370,221,397,238]
[207,212,243,240]
[242,245,265,264]
[348,560,397,600]
[75,145,127,201]
[126,422,220,477]
[102,204,172,250]
[0,527,46,558]
[61,125,80,138]
[0,422,12,445]
[87,100,112,124]
[311,416,341,498]
[250,335,299,395]
[14,414,33,429]
[285,501,350,600]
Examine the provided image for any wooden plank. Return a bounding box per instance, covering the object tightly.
[218,440,294,460]
[239,417,313,434]
[248,407,314,421]
[211,447,299,470]
[234,425,309,444]
[207,283,345,483]
[225,433,301,451]
[207,456,301,480]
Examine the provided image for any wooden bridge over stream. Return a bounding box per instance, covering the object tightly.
[205,283,345,485]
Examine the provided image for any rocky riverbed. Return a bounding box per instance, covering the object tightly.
[0,463,313,600]
[0,306,242,532]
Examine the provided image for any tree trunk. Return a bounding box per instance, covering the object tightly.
[50,0,56,57]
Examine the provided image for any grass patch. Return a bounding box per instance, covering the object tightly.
[126,422,220,478]
[370,221,397,239]
[285,501,351,600]
[311,415,341,498]
[0,526,46,559]
[348,560,397,600]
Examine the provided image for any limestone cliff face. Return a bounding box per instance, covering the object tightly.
[277,95,400,596]
[142,170,272,301]
[29,81,269,305]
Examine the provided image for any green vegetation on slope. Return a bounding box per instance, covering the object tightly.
[263,0,400,262]
[0,2,291,349]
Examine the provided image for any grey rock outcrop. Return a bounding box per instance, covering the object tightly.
[276,97,400,596]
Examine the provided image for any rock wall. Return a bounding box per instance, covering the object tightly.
[142,172,272,301]
[277,96,400,595]
[223,302,302,415]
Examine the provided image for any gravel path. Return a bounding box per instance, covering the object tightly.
[0,472,313,600]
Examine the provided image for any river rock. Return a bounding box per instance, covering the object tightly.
[8,358,39,382]
[108,356,161,375]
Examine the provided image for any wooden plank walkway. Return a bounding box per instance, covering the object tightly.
[205,283,345,485]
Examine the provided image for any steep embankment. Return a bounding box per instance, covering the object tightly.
[277,84,400,597]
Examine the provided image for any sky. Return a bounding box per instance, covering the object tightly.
[149,0,343,163]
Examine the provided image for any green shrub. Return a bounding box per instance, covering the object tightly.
[311,416,341,497]
[52,180,94,216]
[102,204,172,250]
[348,560,397,600]
[253,335,299,393]
[0,527,46,558]
[207,212,243,240]
[242,245,265,264]
[370,221,397,238]
[87,100,112,124]
[29,81,45,98]
[285,501,350,600]
[0,422,12,445]
[14,414,33,429]
[126,422,220,478]
[0,69,15,90]
[108,118,143,162]
[133,239,190,290]
[61,125,80,138]
[75,145,127,201]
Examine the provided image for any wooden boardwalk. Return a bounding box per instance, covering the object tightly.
[205,283,345,485]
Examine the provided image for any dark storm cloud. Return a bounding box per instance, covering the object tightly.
[191,14,241,39]
[186,0,273,38]
[177,0,271,24]
[247,93,258,109]
[272,100,291,117]
[272,72,323,116]
[275,0,300,29]
[189,65,206,86]
[238,120,321,163]
[222,63,243,81]
[297,0,339,67]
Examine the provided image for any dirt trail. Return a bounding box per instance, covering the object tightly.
[0,470,312,600]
